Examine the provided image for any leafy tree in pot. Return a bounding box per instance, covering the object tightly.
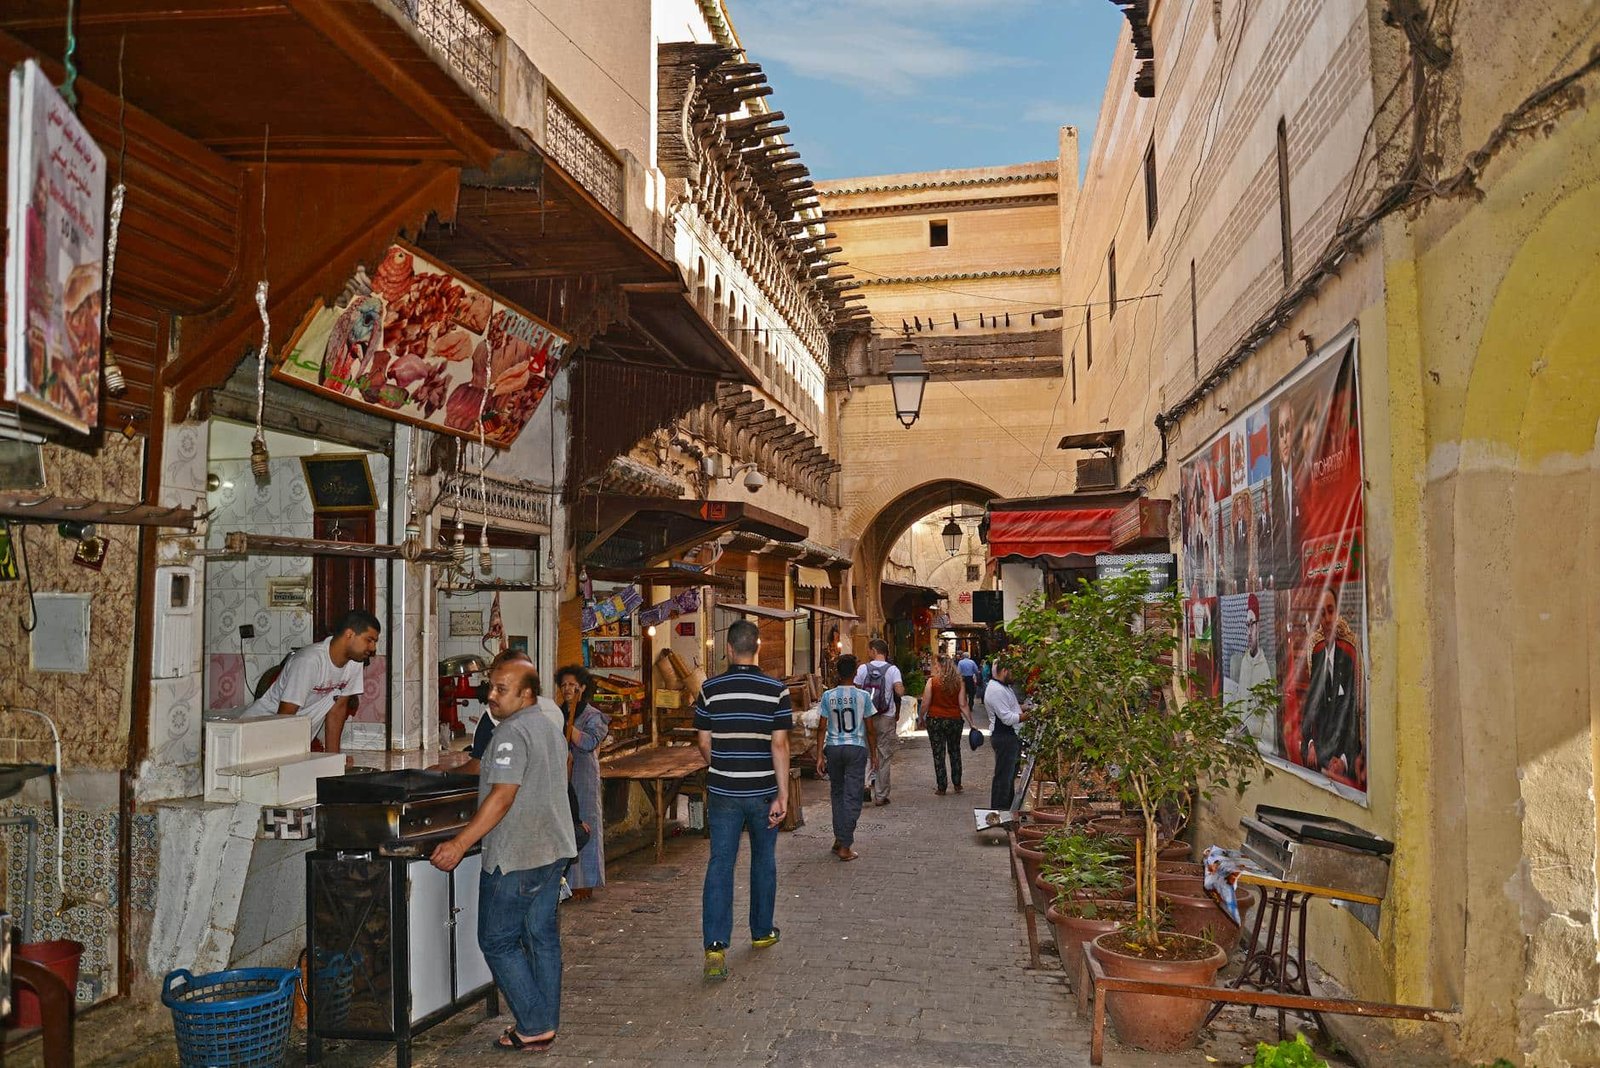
[1004,569,1272,949]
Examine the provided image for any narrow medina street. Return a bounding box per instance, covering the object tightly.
[2,1,1598,1065]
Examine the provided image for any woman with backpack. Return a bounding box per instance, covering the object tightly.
[919,655,971,795]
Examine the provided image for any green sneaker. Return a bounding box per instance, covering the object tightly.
[703,945,729,981]
[752,927,780,949]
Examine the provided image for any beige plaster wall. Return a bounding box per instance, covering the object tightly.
[1055,0,1412,1026]
[480,0,653,162]
[818,162,1062,333]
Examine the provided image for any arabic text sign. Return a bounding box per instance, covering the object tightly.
[5,60,107,433]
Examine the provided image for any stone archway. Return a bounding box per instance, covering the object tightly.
[849,479,999,639]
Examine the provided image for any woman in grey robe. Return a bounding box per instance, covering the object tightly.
[556,664,610,899]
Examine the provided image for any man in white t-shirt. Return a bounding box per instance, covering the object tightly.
[235,610,381,753]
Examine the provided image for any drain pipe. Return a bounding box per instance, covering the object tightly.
[0,813,40,943]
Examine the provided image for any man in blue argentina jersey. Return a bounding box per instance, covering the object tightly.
[812,654,877,862]
[694,619,792,980]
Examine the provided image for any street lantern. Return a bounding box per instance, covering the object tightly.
[887,328,929,428]
[940,517,961,555]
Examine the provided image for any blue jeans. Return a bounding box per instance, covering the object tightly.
[478,860,565,1037]
[702,791,778,949]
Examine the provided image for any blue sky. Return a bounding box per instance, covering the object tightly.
[730,0,1127,181]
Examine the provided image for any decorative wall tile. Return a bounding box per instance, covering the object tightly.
[3,804,122,1004]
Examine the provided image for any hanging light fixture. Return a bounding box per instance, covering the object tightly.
[887,325,929,429]
[941,485,961,555]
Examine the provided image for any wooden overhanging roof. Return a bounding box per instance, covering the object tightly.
[579,494,807,569]
[0,0,525,432]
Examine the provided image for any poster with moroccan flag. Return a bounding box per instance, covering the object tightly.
[275,243,567,449]
[1178,327,1368,802]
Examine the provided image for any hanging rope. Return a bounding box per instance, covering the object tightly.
[101,36,129,396]
[250,127,272,483]
[58,0,79,107]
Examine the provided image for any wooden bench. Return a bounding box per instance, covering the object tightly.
[1075,942,1453,1066]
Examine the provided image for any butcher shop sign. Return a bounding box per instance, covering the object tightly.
[276,243,568,448]
[4,60,108,434]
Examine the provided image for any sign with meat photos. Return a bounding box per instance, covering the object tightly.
[5,60,108,434]
[275,243,567,448]
[1178,327,1368,802]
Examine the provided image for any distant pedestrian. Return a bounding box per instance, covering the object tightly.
[695,620,792,980]
[957,650,978,707]
[855,638,905,806]
[813,654,877,861]
[920,655,971,795]
[985,661,1028,811]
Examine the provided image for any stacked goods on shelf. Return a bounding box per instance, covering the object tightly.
[595,673,647,732]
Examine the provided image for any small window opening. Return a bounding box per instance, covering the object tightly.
[929,220,949,247]
[1143,138,1158,234]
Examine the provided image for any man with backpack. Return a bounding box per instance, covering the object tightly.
[854,638,904,806]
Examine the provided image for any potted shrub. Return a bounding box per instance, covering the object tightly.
[1011,569,1268,1052]
[1038,830,1136,976]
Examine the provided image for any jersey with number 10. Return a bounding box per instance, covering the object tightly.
[819,685,872,748]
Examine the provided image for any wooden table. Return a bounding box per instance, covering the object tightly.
[600,745,709,861]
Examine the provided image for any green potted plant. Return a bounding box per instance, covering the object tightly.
[1038,830,1136,972]
[1011,569,1268,1052]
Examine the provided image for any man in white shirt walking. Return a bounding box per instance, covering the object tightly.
[985,662,1027,811]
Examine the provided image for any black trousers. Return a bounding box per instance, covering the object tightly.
[926,717,963,790]
[990,728,1022,811]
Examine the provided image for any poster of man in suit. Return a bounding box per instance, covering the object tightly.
[1183,329,1367,801]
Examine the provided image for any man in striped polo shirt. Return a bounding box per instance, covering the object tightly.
[694,619,792,980]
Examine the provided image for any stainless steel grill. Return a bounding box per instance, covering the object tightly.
[316,769,478,857]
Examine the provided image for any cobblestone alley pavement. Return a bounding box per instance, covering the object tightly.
[53,723,1348,1068]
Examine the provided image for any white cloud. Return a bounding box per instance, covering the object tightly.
[1019,100,1099,129]
[734,0,1039,96]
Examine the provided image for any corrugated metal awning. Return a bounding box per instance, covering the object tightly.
[795,565,832,589]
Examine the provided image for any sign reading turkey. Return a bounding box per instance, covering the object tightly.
[276,243,568,448]
[4,60,108,434]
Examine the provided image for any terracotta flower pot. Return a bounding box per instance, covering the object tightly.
[1158,842,1191,862]
[1155,873,1207,897]
[1158,885,1257,949]
[1090,931,1227,1052]
[1034,873,1135,915]
[1089,816,1144,838]
[1015,823,1054,843]
[1013,838,1049,909]
[1026,808,1069,824]
[1047,899,1133,975]
[1156,860,1204,877]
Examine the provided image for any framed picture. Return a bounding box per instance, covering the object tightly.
[449,610,484,637]
[508,635,529,654]
[274,242,568,449]
[0,524,18,581]
[300,454,377,513]
[585,637,636,670]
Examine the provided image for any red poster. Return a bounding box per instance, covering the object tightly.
[1180,330,1368,801]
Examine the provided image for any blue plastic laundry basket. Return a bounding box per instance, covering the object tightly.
[162,967,297,1068]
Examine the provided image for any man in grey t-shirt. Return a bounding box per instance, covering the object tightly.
[432,660,573,1052]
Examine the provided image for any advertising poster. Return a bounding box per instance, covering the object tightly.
[5,60,107,433]
[1179,328,1368,801]
[275,243,566,448]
